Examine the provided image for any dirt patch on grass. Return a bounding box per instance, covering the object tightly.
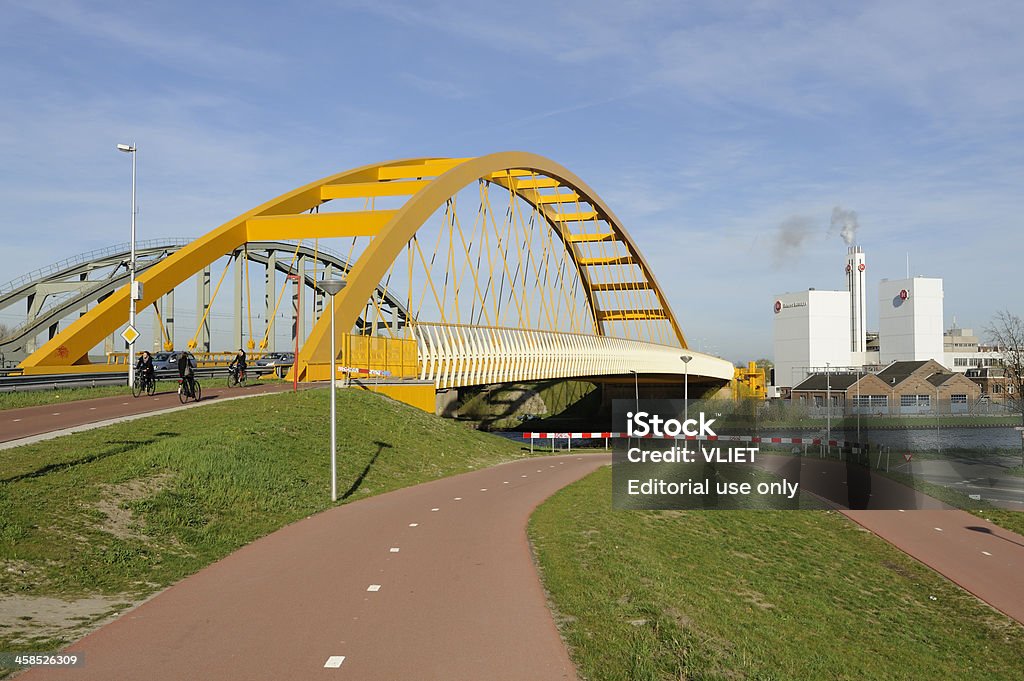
[0,594,136,646]
[90,473,174,542]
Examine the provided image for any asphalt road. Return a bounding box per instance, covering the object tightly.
[895,457,1024,508]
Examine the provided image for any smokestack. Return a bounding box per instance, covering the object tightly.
[846,246,866,354]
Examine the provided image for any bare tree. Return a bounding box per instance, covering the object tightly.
[986,310,1024,459]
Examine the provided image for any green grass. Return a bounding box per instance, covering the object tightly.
[530,466,1024,681]
[0,388,531,654]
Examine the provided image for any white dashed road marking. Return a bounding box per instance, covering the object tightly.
[431,508,439,512]
[390,548,400,553]
[454,497,462,501]
[982,551,992,556]
[12,419,21,422]
[367,584,381,592]
[324,656,346,668]
[51,413,60,416]
[409,523,418,527]
[934,527,943,532]
[480,488,487,492]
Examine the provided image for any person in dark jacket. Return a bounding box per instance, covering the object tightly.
[177,352,196,396]
[135,351,155,387]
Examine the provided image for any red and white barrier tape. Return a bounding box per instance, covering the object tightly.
[522,432,857,448]
[337,366,392,377]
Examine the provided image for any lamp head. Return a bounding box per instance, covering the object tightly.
[680,355,692,363]
[117,143,135,153]
[318,279,347,296]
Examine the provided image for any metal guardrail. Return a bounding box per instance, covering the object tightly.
[0,366,246,393]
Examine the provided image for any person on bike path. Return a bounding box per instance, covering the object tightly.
[177,352,195,395]
[136,350,155,387]
[229,349,247,381]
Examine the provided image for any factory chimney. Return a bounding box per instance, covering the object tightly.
[845,246,866,353]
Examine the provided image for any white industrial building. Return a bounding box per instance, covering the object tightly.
[771,246,982,390]
[773,290,852,389]
[877,277,944,364]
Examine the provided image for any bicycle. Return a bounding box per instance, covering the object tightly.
[132,372,157,398]
[227,365,247,388]
[178,376,202,403]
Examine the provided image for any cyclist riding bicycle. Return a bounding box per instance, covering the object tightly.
[177,352,195,396]
[229,349,247,382]
[135,350,155,388]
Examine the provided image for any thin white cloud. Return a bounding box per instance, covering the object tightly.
[8,0,284,80]
[400,73,470,100]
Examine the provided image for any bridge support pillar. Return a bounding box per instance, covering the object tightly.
[165,289,175,351]
[265,251,276,351]
[298,256,309,345]
[152,301,162,352]
[196,266,211,352]
[234,250,243,350]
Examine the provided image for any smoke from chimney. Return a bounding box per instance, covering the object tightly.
[830,206,859,246]
[772,215,815,267]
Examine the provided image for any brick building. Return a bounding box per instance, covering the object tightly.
[791,359,980,415]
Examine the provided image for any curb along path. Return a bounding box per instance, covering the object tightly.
[22,453,609,681]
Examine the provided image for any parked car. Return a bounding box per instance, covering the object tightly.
[153,351,197,375]
[254,352,295,376]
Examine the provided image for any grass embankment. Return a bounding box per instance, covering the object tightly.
[530,467,1024,681]
[0,388,529,654]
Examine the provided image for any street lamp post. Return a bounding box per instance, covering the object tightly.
[628,370,639,413]
[319,279,348,502]
[628,369,639,448]
[856,367,862,448]
[117,143,137,388]
[825,362,831,445]
[680,355,692,422]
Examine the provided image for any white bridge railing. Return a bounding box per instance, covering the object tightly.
[412,323,733,389]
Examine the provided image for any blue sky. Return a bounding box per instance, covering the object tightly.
[2,0,1023,362]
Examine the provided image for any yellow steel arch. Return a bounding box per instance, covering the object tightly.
[20,152,686,379]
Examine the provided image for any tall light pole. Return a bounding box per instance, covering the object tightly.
[117,143,137,388]
[680,355,692,422]
[856,367,862,448]
[825,362,831,443]
[319,279,347,502]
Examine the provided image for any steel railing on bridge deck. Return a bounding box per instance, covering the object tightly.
[413,323,733,389]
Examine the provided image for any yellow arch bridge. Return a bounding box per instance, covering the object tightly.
[17,152,734,409]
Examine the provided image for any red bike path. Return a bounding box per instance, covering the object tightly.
[20,454,604,680]
[0,381,300,447]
